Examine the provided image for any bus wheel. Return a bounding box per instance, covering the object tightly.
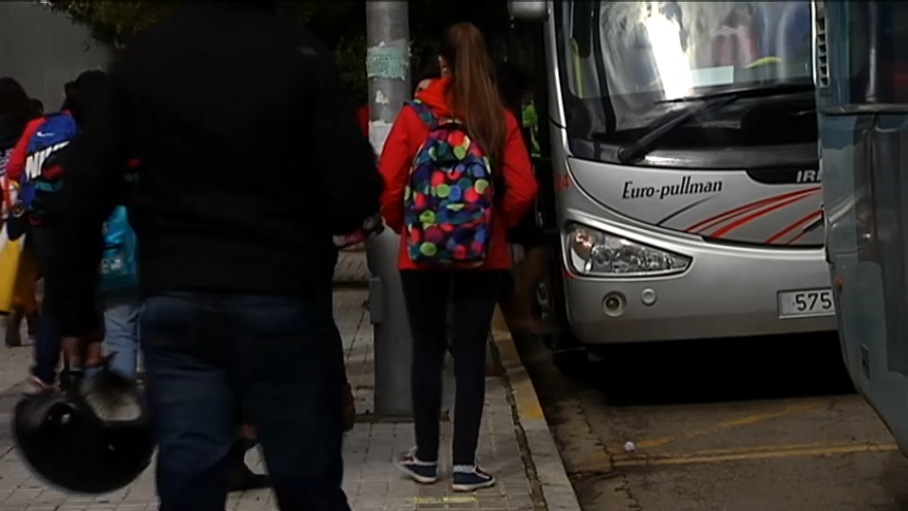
[552,346,591,379]
[538,265,590,378]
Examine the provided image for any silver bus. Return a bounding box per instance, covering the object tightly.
[819,0,908,455]
[509,1,836,372]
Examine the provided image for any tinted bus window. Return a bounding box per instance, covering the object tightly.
[846,2,908,104]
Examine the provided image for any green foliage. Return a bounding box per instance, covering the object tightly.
[47,1,172,47]
[46,0,522,100]
[47,1,370,95]
[47,1,365,48]
[335,36,368,102]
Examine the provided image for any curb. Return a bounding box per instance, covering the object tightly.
[491,310,582,511]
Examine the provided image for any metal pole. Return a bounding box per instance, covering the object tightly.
[365,1,412,418]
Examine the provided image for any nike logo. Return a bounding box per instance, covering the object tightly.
[35,131,53,137]
[24,141,69,180]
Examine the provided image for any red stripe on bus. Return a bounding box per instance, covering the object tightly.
[710,191,819,239]
[685,188,819,233]
[765,210,822,244]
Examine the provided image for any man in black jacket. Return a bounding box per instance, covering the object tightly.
[48,2,380,510]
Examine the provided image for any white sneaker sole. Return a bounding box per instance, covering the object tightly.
[451,478,496,492]
[396,463,438,484]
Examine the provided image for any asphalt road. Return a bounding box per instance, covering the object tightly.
[517,332,908,511]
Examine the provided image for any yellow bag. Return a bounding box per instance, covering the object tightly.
[12,247,38,313]
[0,227,24,316]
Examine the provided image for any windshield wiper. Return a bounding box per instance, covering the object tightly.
[615,82,815,164]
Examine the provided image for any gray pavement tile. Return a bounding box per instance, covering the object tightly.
[335,251,370,285]
[0,287,545,511]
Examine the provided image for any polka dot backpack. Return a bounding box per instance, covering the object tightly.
[403,100,495,267]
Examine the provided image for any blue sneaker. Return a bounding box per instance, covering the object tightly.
[451,465,496,492]
[396,449,438,484]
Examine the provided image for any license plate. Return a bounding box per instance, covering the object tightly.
[778,289,835,318]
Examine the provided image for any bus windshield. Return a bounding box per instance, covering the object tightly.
[558,1,814,139]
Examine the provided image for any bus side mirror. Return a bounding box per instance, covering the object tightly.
[509,1,548,21]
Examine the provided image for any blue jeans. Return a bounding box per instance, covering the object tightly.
[141,291,349,511]
[32,300,61,385]
[103,289,142,379]
[29,228,61,386]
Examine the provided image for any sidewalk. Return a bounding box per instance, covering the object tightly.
[335,250,370,286]
[0,287,580,511]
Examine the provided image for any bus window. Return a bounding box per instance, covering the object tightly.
[875,3,908,103]
[842,2,908,104]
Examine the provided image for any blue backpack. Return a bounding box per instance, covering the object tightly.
[19,113,77,214]
[99,206,138,292]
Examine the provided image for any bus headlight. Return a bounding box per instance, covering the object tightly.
[566,224,691,277]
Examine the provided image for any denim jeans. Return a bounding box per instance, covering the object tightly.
[102,289,142,379]
[141,290,349,511]
[32,301,61,385]
[28,228,61,386]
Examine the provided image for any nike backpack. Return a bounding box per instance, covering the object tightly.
[403,100,496,267]
[17,112,78,227]
[99,205,138,292]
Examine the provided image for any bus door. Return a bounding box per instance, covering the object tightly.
[818,0,908,454]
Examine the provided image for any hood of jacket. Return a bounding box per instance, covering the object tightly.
[414,76,456,119]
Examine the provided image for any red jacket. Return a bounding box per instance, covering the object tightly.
[378,77,537,270]
[357,105,369,138]
[6,117,44,183]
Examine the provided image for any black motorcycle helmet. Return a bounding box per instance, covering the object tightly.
[13,368,155,494]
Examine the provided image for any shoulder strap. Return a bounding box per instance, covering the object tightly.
[406,100,438,131]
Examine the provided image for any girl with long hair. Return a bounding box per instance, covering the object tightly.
[378,22,537,491]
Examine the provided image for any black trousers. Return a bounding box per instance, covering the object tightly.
[400,270,505,466]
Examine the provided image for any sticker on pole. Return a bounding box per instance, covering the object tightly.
[366,45,409,80]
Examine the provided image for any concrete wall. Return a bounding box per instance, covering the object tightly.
[0,2,110,111]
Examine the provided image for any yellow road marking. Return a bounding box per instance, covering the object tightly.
[491,308,545,420]
[413,496,477,504]
[491,307,510,333]
[626,403,817,451]
[614,440,859,460]
[613,441,898,467]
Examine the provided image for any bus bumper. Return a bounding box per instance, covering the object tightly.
[562,249,837,345]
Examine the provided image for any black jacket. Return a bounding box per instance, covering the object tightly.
[49,2,381,336]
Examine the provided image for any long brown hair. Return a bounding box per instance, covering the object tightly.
[439,23,507,169]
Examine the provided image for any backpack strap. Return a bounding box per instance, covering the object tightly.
[407,100,438,130]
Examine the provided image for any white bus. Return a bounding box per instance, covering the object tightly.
[509,1,836,373]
